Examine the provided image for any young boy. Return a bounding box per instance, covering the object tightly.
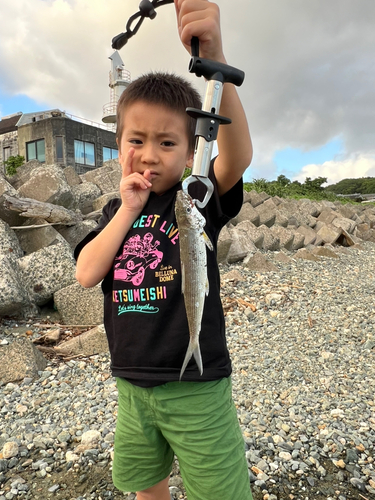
[75,1,253,498]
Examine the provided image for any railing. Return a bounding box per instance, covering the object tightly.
[64,112,113,132]
[109,69,131,86]
[102,103,117,121]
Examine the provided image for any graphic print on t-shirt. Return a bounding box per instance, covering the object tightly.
[112,212,180,316]
[114,232,163,286]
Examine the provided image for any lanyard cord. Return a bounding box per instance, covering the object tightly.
[112,0,174,50]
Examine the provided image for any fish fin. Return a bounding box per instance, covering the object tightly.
[193,344,203,375]
[181,261,185,295]
[179,340,203,380]
[203,230,213,251]
[205,277,209,296]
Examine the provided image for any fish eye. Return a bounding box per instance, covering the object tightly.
[186,208,191,213]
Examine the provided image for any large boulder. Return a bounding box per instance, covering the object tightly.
[316,223,343,245]
[256,225,280,251]
[227,225,258,263]
[294,248,321,262]
[71,182,102,213]
[0,220,24,258]
[92,192,120,212]
[17,164,74,208]
[254,203,276,228]
[16,218,67,255]
[243,252,277,272]
[332,217,357,234]
[54,324,109,357]
[0,177,23,226]
[295,225,317,246]
[317,209,338,225]
[18,243,76,306]
[80,162,121,194]
[274,211,289,228]
[290,232,305,251]
[0,339,47,385]
[0,256,33,316]
[80,165,113,183]
[236,221,263,249]
[270,226,295,250]
[94,170,122,194]
[231,202,260,226]
[57,220,97,250]
[337,204,357,220]
[298,200,321,218]
[54,282,104,325]
[6,160,41,190]
[63,166,82,187]
[217,225,233,263]
[248,191,271,208]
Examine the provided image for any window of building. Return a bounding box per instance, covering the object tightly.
[3,147,11,162]
[26,139,45,162]
[56,136,64,163]
[74,140,95,166]
[103,146,118,162]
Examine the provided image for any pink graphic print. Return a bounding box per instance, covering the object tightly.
[114,233,163,286]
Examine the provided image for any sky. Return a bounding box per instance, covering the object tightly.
[0,0,374,186]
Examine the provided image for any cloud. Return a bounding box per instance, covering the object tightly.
[293,154,375,185]
[0,0,374,182]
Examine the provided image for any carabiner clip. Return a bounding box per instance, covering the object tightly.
[182,175,214,209]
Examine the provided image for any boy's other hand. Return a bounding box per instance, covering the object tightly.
[174,0,226,64]
[119,147,152,214]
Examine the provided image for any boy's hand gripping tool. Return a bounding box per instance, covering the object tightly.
[183,37,245,208]
[111,1,245,208]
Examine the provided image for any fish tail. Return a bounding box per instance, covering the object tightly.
[179,340,203,380]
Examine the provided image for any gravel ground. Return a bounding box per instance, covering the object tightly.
[0,242,375,500]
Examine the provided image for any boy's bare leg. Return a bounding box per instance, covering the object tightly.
[136,476,170,500]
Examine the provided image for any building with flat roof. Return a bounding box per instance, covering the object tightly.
[0,110,118,175]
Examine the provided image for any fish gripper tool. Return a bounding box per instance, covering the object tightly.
[111,2,245,209]
[182,37,245,209]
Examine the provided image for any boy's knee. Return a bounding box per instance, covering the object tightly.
[136,475,170,500]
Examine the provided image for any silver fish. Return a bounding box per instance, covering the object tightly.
[175,189,213,379]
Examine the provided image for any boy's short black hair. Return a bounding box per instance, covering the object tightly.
[116,72,202,152]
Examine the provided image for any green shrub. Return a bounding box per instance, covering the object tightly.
[244,175,361,204]
[3,155,25,176]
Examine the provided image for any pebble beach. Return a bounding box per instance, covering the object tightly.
[1,242,375,500]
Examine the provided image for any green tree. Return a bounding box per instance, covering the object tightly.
[303,176,327,191]
[276,174,291,186]
[3,155,24,176]
[252,178,268,191]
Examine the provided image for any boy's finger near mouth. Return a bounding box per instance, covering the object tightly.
[122,148,135,177]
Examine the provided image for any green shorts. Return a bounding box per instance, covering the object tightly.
[113,377,253,500]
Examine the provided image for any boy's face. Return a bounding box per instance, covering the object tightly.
[118,101,194,195]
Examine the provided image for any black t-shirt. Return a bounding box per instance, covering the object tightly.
[75,161,243,386]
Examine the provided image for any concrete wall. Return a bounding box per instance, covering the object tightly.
[0,131,19,169]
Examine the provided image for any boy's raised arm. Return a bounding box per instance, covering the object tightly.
[175,0,253,195]
[75,149,152,288]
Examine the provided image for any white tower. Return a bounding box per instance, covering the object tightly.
[102,51,131,124]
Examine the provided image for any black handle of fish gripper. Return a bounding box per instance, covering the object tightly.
[191,36,199,57]
[188,36,245,86]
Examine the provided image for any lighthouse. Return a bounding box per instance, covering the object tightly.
[102,51,131,124]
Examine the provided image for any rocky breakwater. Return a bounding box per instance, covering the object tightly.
[1,161,375,367]
[1,160,374,323]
